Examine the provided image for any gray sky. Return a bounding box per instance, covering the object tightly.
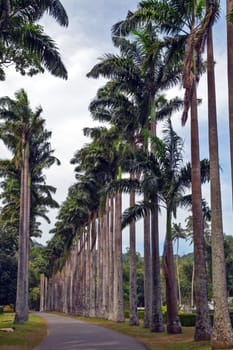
[1,0,232,255]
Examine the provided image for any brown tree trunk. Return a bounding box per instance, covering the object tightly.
[207,18,233,348]
[108,196,114,320]
[151,206,164,332]
[191,83,211,341]
[129,173,139,326]
[227,0,233,201]
[90,217,97,317]
[15,141,30,323]
[113,192,124,322]
[143,202,151,328]
[162,210,181,334]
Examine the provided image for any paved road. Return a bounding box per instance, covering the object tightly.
[33,312,148,350]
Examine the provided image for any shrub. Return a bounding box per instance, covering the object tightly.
[0,306,3,314]
[178,313,196,327]
[3,304,14,313]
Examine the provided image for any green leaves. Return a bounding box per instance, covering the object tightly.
[0,89,60,238]
[0,0,68,79]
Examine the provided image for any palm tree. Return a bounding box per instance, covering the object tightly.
[206,1,233,347]
[171,223,187,307]
[0,88,59,323]
[0,0,68,80]
[227,0,233,200]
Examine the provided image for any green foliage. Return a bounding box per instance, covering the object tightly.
[0,253,17,306]
[29,287,40,310]
[178,313,196,327]
[0,0,68,80]
[124,309,144,319]
[122,249,144,307]
[29,242,47,310]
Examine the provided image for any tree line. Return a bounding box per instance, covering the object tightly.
[1,1,233,349]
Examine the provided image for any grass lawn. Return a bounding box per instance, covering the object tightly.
[0,313,47,350]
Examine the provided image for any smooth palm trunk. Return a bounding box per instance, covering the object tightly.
[15,143,30,323]
[90,217,97,317]
[108,196,114,320]
[190,84,211,341]
[113,192,124,322]
[150,120,164,332]
[207,20,233,348]
[143,204,151,328]
[129,177,139,326]
[150,206,164,332]
[162,210,181,334]
[227,0,233,201]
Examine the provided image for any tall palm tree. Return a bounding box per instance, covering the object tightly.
[0,88,59,323]
[227,0,233,200]
[171,223,187,307]
[0,0,68,80]
[206,1,233,347]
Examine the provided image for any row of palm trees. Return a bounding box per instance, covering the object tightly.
[41,1,233,348]
[0,0,233,348]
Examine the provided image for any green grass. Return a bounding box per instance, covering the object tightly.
[0,313,47,350]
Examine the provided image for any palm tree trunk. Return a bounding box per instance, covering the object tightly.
[97,215,104,317]
[227,0,233,201]
[113,192,124,322]
[207,18,233,348]
[102,205,108,318]
[108,196,114,320]
[191,82,211,341]
[143,199,151,328]
[150,205,165,332]
[90,216,97,317]
[176,241,182,307]
[129,173,139,326]
[40,274,45,312]
[86,225,91,316]
[162,209,181,334]
[150,120,164,333]
[191,264,194,310]
[15,141,30,323]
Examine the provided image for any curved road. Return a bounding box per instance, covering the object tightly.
[33,312,148,350]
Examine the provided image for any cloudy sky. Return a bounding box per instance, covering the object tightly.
[1,0,231,255]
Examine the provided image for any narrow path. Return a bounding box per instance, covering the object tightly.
[33,312,148,350]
